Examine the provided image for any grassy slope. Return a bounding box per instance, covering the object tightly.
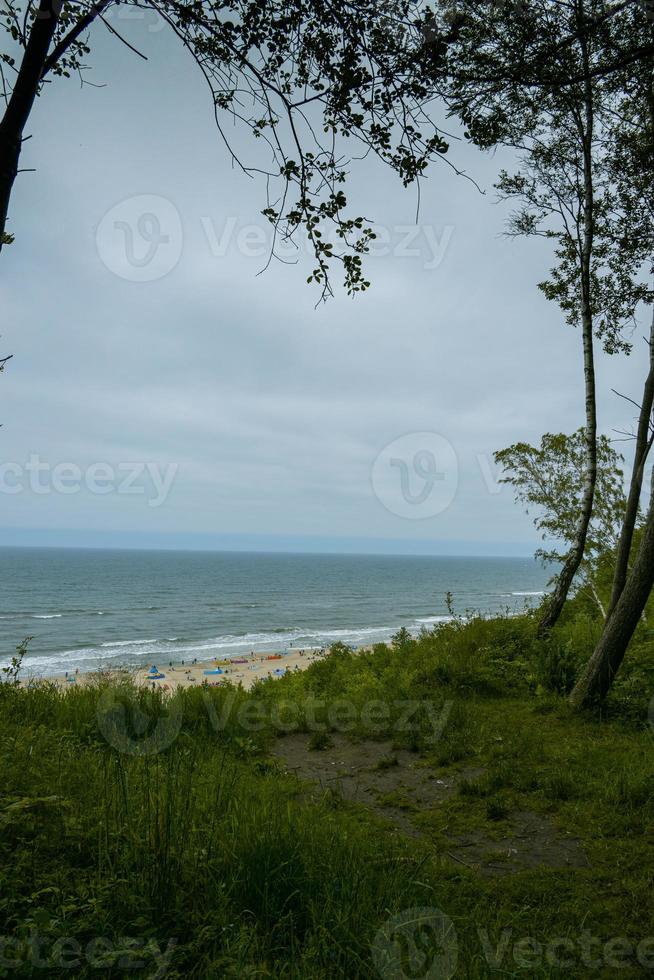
[2,598,654,978]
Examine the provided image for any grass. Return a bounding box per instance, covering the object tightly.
[2,598,654,977]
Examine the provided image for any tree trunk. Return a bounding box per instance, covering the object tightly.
[570,466,654,708]
[588,579,606,619]
[0,0,62,248]
[539,45,597,634]
[607,310,654,616]
[538,327,597,633]
[0,138,21,244]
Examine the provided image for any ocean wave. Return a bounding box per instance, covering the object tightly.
[11,624,402,676]
[9,602,542,677]
[512,591,545,597]
[100,638,159,648]
[2,609,107,619]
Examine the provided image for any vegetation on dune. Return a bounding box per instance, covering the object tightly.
[2,588,654,977]
[1,0,654,973]
[2,0,653,699]
[496,430,626,621]
[439,0,654,640]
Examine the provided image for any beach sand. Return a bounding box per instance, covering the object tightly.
[44,646,331,692]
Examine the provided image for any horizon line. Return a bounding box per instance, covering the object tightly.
[0,541,540,561]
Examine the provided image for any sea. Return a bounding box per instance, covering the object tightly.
[0,548,551,678]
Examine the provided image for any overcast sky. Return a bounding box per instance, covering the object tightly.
[0,13,648,556]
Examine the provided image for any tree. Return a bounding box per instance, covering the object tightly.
[0,0,459,297]
[608,316,654,617]
[602,34,654,616]
[568,7,654,706]
[434,0,653,633]
[495,430,626,618]
[569,472,654,708]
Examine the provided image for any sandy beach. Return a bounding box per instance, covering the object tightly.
[44,646,331,692]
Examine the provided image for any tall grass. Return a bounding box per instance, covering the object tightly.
[2,603,654,976]
[0,678,440,978]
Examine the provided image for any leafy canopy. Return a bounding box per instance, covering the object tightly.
[495,429,626,572]
[434,0,654,352]
[1,0,455,296]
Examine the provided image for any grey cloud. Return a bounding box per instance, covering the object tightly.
[1,18,649,555]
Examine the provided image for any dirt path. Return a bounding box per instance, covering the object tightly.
[271,733,587,876]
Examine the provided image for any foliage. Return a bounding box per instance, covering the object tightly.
[0,0,454,297]
[495,430,626,607]
[0,636,30,685]
[2,599,654,975]
[436,0,654,351]
[535,635,579,695]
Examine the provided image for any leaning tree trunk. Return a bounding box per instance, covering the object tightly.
[607,310,654,617]
[0,0,61,248]
[539,63,597,635]
[538,326,597,634]
[0,0,110,247]
[570,467,654,709]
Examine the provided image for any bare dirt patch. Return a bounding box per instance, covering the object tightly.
[271,733,588,874]
[271,733,482,838]
[446,810,588,876]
